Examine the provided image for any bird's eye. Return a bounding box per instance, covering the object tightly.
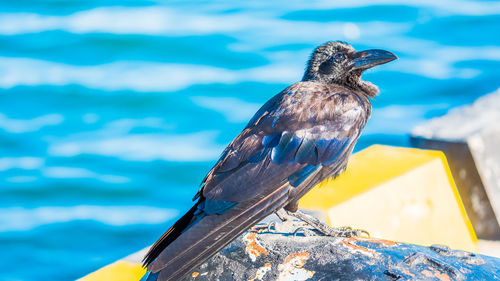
[319,53,345,74]
[334,53,345,61]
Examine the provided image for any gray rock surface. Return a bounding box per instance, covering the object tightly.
[142,220,500,281]
[411,88,500,239]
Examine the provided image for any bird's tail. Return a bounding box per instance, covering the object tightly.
[144,183,290,281]
[143,202,199,267]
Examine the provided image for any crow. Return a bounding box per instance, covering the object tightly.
[142,41,397,281]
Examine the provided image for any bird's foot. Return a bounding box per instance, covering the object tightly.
[322,226,370,238]
[275,208,291,222]
[287,209,369,238]
[271,209,305,233]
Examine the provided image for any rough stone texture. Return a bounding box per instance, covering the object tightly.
[411,88,500,239]
[155,221,500,281]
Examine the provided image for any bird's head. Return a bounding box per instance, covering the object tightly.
[302,41,397,98]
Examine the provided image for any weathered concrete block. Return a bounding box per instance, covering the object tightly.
[137,222,499,281]
[299,145,477,252]
[80,221,500,281]
[411,89,500,239]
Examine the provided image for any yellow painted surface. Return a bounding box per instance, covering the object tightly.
[77,260,145,281]
[300,145,478,252]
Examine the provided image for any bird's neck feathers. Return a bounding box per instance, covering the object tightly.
[302,74,379,99]
[352,79,379,98]
[340,72,378,98]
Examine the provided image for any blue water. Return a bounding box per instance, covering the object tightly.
[1,1,499,280]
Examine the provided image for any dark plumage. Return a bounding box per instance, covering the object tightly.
[143,41,397,281]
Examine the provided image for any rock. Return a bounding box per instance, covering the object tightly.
[142,221,500,281]
[411,88,500,239]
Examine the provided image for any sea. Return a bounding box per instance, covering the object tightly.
[0,1,499,280]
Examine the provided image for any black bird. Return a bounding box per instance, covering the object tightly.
[142,41,397,281]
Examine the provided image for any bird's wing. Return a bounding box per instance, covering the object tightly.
[196,82,368,203]
[144,82,369,280]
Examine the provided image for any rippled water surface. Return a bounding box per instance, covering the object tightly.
[1,1,499,280]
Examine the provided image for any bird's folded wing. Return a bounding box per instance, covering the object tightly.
[196,82,367,203]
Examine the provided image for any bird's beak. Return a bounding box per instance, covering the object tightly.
[351,49,397,71]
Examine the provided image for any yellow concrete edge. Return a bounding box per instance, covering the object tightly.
[301,145,439,209]
[435,150,478,244]
[299,145,477,251]
[77,260,145,281]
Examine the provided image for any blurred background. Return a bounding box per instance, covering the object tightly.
[0,0,499,280]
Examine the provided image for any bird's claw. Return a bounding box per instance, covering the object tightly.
[293,227,315,237]
[357,229,370,237]
[326,227,370,238]
[334,226,352,232]
[267,222,277,233]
